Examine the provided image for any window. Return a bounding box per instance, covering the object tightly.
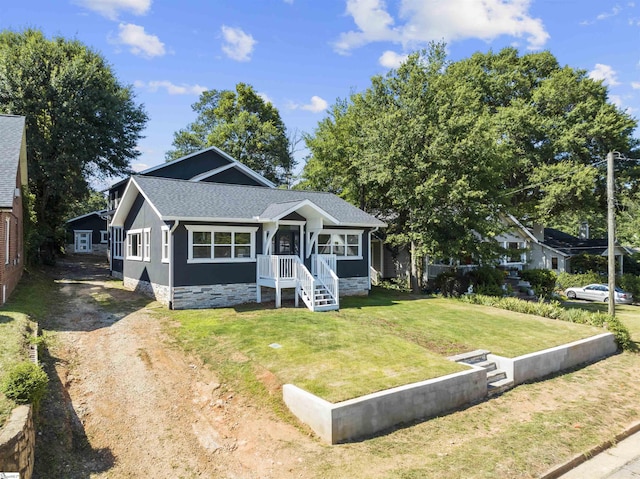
[551,257,558,270]
[186,225,257,263]
[316,230,363,259]
[143,228,151,261]
[504,241,524,263]
[127,229,142,260]
[4,218,9,265]
[161,226,170,263]
[100,230,108,244]
[112,227,124,259]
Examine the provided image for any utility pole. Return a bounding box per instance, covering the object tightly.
[607,151,616,317]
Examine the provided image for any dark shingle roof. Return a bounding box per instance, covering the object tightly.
[0,115,25,208]
[133,175,385,227]
[544,227,608,255]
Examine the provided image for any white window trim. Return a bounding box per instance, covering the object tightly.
[186,225,258,264]
[4,218,9,265]
[143,227,151,262]
[316,229,364,260]
[127,228,143,261]
[112,226,124,259]
[161,225,170,264]
[100,230,108,244]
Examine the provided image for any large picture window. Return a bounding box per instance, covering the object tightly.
[316,230,363,259]
[126,229,142,261]
[186,225,257,263]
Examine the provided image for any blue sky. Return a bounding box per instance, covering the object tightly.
[2,0,640,180]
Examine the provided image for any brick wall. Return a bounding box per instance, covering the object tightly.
[0,170,25,304]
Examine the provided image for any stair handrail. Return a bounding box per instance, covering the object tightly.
[316,255,339,308]
[295,260,315,310]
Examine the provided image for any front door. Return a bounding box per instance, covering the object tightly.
[74,231,92,253]
[272,226,300,256]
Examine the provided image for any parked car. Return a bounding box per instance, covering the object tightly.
[565,284,633,304]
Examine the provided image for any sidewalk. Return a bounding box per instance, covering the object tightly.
[557,430,640,479]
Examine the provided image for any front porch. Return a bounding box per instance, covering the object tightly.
[256,254,339,312]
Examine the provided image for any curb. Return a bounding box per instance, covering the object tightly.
[539,421,640,479]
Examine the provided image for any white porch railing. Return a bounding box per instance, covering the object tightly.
[256,254,339,311]
[257,254,298,280]
[316,255,339,309]
[296,261,315,310]
[311,254,337,276]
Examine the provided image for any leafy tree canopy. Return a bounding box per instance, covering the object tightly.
[301,44,639,266]
[166,82,294,185]
[0,29,147,262]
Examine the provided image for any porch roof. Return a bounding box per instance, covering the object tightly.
[111,175,386,228]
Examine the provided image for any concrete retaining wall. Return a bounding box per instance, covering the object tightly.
[284,367,487,444]
[0,405,35,478]
[488,332,617,386]
[284,333,618,444]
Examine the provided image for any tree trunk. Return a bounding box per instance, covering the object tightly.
[410,241,420,294]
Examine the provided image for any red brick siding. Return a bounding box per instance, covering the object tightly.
[0,165,25,304]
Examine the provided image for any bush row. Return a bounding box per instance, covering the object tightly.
[458,294,634,351]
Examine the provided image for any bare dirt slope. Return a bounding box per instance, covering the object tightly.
[34,256,322,478]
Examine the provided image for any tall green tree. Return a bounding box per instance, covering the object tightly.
[167,83,294,185]
[301,45,639,280]
[0,29,147,262]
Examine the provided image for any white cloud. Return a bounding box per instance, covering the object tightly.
[135,80,207,95]
[74,0,151,20]
[379,50,408,68]
[132,162,150,172]
[596,6,621,20]
[334,0,549,54]
[631,82,640,89]
[609,95,623,108]
[221,26,256,62]
[289,96,329,113]
[258,92,274,105]
[588,64,620,86]
[115,23,165,58]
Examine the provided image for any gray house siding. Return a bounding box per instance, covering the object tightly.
[122,194,170,302]
[172,222,264,287]
[150,150,231,180]
[201,168,265,186]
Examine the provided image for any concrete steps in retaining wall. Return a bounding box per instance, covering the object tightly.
[449,349,514,397]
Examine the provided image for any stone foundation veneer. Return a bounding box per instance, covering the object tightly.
[173,283,257,310]
[123,277,170,306]
[339,277,369,296]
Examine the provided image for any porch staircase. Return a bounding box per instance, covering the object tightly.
[257,254,339,312]
[449,349,514,396]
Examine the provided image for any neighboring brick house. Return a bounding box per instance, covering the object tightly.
[0,115,27,305]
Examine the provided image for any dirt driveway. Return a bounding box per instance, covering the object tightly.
[34,256,322,478]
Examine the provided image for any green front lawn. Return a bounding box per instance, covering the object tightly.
[0,270,58,425]
[166,289,601,403]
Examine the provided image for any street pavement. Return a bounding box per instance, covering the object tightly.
[559,431,640,478]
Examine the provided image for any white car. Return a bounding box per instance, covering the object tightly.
[565,284,633,304]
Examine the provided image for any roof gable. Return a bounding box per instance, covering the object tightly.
[0,115,27,208]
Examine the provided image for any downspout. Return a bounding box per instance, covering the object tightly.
[169,220,180,309]
[368,227,379,290]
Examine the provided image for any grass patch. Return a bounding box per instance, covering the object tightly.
[0,269,58,425]
[164,289,600,403]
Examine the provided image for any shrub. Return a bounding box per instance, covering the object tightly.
[458,294,633,351]
[467,265,504,296]
[570,253,608,274]
[556,271,602,290]
[1,361,48,410]
[619,274,640,299]
[434,271,469,297]
[521,269,557,298]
